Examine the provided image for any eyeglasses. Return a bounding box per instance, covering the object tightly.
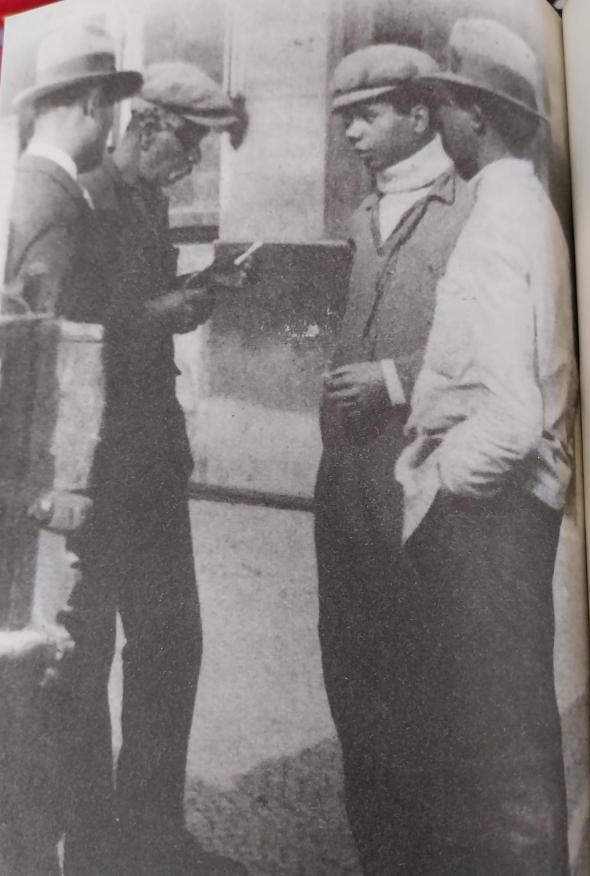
[173,123,207,154]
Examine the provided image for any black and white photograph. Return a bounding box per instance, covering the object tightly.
[0,0,588,874]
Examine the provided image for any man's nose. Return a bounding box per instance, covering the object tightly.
[187,144,202,166]
[345,119,363,143]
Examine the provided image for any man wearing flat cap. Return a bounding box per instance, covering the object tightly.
[64,62,247,876]
[314,43,474,874]
[396,18,576,874]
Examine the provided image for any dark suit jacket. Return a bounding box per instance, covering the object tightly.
[81,157,194,493]
[4,154,110,321]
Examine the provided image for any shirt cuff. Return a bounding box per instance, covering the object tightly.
[380,359,406,405]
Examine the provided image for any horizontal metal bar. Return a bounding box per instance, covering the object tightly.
[188,481,313,513]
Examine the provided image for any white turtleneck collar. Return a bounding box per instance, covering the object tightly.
[375,134,452,242]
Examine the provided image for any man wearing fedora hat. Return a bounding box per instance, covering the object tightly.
[314,43,474,875]
[5,21,143,319]
[396,18,576,874]
[3,22,143,875]
[58,62,248,876]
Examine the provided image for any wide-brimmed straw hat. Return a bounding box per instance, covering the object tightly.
[14,22,143,109]
[139,62,238,130]
[330,44,439,112]
[421,18,546,121]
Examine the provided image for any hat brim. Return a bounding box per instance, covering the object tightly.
[332,84,403,111]
[14,70,143,109]
[140,96,238,131]
[421,72,547,122]
[181,110,238,130]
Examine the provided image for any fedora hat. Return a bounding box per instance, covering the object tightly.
[14,22,143,109]
[422,18,546,120]
[330,44,439,112]
[139,62,238,129]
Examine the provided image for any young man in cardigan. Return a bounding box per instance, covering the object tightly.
[314,43,474,875]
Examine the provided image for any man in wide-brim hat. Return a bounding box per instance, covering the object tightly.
[5,21,143,318]
[419,16,547,179]
[3,19,143,876]
[14,21,142,111]
[314,41,475,875]
[396,18,576,874]
[66,61,248,875]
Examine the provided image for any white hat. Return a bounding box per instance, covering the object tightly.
[423,18,545,120]
[14,22,143,109]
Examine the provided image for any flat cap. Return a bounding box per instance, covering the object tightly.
[330,44,439,111]
[140,62,238,129]
[422,19,545,120]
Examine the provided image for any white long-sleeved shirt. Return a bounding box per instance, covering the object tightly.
[395,158,577,541]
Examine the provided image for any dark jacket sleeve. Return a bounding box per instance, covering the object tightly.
[5,168,108,321]
[6,220,81,316]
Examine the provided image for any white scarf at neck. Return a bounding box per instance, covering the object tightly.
[375,134,452,242]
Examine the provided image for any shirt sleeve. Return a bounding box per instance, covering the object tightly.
[434,197,543,497]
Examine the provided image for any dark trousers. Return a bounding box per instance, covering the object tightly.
[315,452,415,874]
[316,481,570,875]
[402,489,569,875]
[61,469,202,875]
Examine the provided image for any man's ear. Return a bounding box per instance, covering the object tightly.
[83,86,103,118]
[411,104,431,136]
[470,104,485,134]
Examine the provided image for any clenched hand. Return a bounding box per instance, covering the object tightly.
[323,362,390,420]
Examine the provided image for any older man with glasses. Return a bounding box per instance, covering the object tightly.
[64,63,249,876]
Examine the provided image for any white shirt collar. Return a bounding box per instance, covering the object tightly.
[26,140,79,183]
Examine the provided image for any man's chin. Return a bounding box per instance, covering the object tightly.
[356,153,375,170]
[453,155,478,181]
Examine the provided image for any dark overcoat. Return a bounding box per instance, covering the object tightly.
[68,157,202,833]
[83,158,194,492]
[3,154,115,867]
